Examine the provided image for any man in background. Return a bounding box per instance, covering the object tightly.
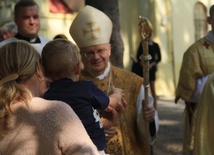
[132,35,161,110]
[0,22,17,42]
[0,0,50,54]
[175,4,214,155]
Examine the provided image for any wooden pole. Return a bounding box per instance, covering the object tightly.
[138,16,153,155]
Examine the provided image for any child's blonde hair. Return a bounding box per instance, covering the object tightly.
[42,39,80,81]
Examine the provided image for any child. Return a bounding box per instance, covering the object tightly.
[41,39,126,155]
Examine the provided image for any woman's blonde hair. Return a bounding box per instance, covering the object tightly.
[0,40,40,136]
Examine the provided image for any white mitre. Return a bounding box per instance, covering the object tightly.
[69,5,113,48]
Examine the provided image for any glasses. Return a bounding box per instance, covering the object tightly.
[81,48,109,59]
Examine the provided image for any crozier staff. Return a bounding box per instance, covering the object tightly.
[139,16,153,155]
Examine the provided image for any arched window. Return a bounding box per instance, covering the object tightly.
[194,2,207,41]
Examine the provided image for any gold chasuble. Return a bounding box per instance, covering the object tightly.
[194,74,214,155]
[175,37,214,154]
[80,65,149,155]
[176,37,214,102]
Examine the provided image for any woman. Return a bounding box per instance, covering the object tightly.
[0,40,100,155]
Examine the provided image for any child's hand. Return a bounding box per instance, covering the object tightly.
[101,107,118,128]
[109,86,127,113]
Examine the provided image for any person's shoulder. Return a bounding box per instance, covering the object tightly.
[30,98,81,136]
[152,41,159,46]
[111,65,143,81]
[0,37,17,47]
[31,97,72,113]
[78,80,99,93]
[187,37,205,49]
[38,36,51,43]
[184,37,206,54]
[76,80,94,87]
[78,79,93,84]
[111,65,137,75]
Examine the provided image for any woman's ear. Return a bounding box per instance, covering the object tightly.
[36,61,45,82]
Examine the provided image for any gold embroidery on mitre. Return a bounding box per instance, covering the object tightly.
[82,22,101,40]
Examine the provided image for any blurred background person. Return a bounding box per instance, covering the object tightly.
[132,36,161,109]
[0,22,17,42]
[0,0,50,54]
[175,4,214,155]
[2,22,17,39]
[0,27,4,42]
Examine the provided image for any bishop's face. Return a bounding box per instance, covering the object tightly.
[80,43,111,77]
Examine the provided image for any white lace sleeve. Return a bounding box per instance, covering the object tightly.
[190,76,209,103]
